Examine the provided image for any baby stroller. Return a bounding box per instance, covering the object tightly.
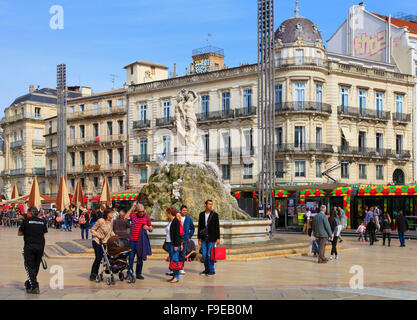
[96,236,131,285]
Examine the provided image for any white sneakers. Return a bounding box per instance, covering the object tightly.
[180,270,186,275]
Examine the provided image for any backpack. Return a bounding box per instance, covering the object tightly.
[79,214,86,225]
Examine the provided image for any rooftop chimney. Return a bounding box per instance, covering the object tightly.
[172,63,177,78]
[29,85,34,92]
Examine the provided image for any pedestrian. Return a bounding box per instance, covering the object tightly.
[113,209,130,239]
[198,200,220,276]
[66,210,73,232]
[366,217,377,246]
[337,207,347,243]
[395,210,409,247]
[274,208,279,230]
[311,205,333,264]
[364,207,374,241]
[166,207,181,283]
[89,208,116,281]
[125,202,153,280]
[266,210,274,238]
[380,212,392,247]
[2,210,10,227]
[79,209,90,240]
[185,238,197,261]
[18,207,48,294]
[356,221,366,242]
[179,205,195,275]
[60,210,68,231]
[329,210,341,260]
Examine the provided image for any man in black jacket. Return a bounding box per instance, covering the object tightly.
[198,200,220,276]
[396,210,408,247]
[18,207,48,294]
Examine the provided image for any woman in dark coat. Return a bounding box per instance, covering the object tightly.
[166,207,181,283]
[380,212,392,246]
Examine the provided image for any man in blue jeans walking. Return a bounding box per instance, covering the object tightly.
[198,200,220,276]
[179,205,195,275]
[395,210,408,247]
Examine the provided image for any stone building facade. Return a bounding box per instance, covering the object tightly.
[127,12,415,189]
[44,89,128,197]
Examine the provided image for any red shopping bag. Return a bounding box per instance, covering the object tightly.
[210,246,226,260]
[169,260,183,270]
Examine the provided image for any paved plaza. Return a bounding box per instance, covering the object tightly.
[1,227,417,300]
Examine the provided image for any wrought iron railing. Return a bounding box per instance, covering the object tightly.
[338,106,390,120]
[275,101,332,114]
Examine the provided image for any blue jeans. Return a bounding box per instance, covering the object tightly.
[128,240,143,277]
[81,227,89,240]
[398,232,405,246]
[168,243,180,279]
[61,222,67,231]
[180,240,188,268]
[90,221,96,238]
[201,239,215,273]
[67,221,72,231]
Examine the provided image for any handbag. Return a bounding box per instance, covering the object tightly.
[210,246,226,260]
[162,241,169,253]
[169,260,183,270]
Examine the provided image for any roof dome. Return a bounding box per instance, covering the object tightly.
[275,16,322,45]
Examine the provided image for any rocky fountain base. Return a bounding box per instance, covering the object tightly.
[137,162,271,245]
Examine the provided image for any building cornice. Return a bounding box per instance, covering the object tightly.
[127,64,257,95]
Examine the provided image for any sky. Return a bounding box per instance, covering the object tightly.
[0,0,415,113]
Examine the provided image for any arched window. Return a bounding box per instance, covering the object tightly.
[393,169,405,185]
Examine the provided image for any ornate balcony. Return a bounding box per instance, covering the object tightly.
[46,169,57,177]
[338,106,390,121]
[155,117,174,127]
[234,106,257,118]
[338,146,396,158]
[393,113,411,123]
[10,169,24,176]
[32,168,45,175]
[276,57,327,68]
[275,143,334,154]
[133,120,151,129]
[11,140,24,149]
[132,154,151,163]
[196,109,234,122]
[67,106,127,121]
[275,101,332,114]
[46,146,58,155]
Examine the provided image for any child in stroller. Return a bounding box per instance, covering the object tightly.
[96,235,131,285]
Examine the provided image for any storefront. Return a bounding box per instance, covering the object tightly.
[352,185,417,231]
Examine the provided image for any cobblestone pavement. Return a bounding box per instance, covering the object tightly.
[1,227,417,300]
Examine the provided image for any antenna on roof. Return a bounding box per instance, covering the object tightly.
[295,0,300,17]
[109,74,119,90]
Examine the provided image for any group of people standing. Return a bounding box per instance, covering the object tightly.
[358,205,409,247]
[310,205,347,263]
[88,199,221,284]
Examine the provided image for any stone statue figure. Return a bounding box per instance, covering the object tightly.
[174,89,203,162]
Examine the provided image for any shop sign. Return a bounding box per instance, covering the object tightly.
[83,164,101,171]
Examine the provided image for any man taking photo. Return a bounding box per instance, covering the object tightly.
[18,207,48,294]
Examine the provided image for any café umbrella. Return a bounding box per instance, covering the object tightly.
[72,180,86,215]
[27,176,41,210]
[56,176,71,213]
[99,178,111,210]
[11,184,19,207]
